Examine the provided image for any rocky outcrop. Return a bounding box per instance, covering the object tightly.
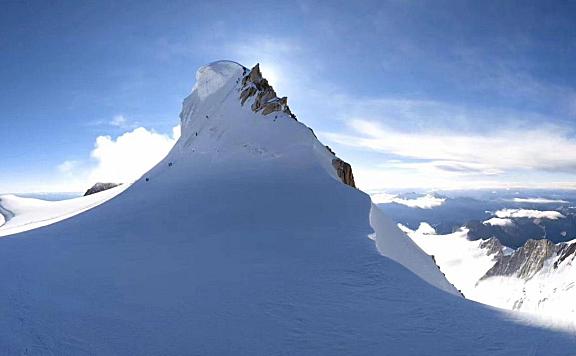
[554,241,576,269]
[479,237,504,258]
[239,64,297,120]
[482,239,557,280]
[238,64,356,188]
[332,158,356,188]
[84,183,121,196]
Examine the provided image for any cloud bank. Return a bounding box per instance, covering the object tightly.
[483,217,514,227]
[56,122,180,191]
[511,198,569,204]
[88,126,180,184]
[372,193,446,209]
[326,119,576,173]
[494,209,565,220]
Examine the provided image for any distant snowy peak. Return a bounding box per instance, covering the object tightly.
[483,239,557,280]
[483,238,576,278]
[172,60,355,187]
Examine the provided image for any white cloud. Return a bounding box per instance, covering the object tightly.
[494,209,565,220]
[483,217,514,227]
[511,198,569,204]
[372,193,445,209]
[88,126,179,184]
[326,119,576,173]
[370,192,398,204]
[57,160,79,173]
[109,115,128,127]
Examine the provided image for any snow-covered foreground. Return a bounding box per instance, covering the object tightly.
[0,184,128,237]
[1,61,575,354]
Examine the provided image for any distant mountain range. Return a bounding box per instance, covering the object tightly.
[383,191,576,321]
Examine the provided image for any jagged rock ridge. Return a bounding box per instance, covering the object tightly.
[479,237,504,258]
[238,63,356,188]
[482,239,557,280]
[554,240,576,269]
[239,64,297,119]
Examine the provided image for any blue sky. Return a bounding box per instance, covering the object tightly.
[2,0,576,193]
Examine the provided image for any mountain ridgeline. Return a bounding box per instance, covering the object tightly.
[238,63,356,188]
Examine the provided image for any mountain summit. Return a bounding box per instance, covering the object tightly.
[167,61,356,188]
[0,61,574,354]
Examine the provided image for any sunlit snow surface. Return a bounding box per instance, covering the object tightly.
[405,223,576,326]
[0,184,128,236]
[0,61,575,354]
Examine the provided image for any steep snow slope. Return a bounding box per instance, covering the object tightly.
[0,184,128,236]
[370,207,457,294]
[402,224,506,299]
[0,61,575,354]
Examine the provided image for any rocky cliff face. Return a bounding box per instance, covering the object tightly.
[479,237,504,258]
[238,64,356,188]
[239,64,297,119]
[84,182,121,196]
[482,239,557,280]
[332,158,356,188]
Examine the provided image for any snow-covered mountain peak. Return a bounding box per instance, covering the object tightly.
[192,60,244,101]
[169,61,355,187]
[179,60,246,137]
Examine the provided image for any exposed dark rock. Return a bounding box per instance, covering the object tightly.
[482,239,557,280]
[554,241,576,269]
[332,158,356,188]
[84,182,121,196]
[239,64,297,120]
[479,237,504,258]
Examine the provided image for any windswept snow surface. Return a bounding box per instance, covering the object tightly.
[0,184,128,236]
[475,263,576,323]
[1,61,575,354]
